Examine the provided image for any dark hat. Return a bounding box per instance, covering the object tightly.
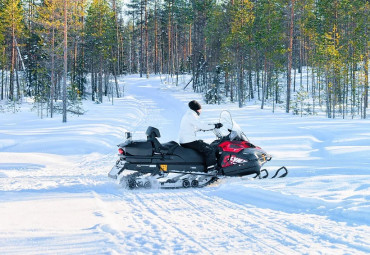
[188,100,201,112]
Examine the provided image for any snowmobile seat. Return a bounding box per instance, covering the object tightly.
[159,141,179,154]
[149,137,179,155]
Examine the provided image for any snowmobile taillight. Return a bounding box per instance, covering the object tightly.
[118,148,125,155]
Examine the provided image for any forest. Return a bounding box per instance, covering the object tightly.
[0,0,369,120]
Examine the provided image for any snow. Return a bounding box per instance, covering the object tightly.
[0,75,369,254]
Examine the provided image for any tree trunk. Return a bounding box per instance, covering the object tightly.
[256,54,260,100]
[63,0,68,123]
[261,55,267,109]
[112,0,120,76]
[111,48,120,98]
[237,46,244,108]
[15,52,20,99]
[104,71,109,96]
[140,0,143,77]
[286,0,295,113]
[167,1,172,75]
[1,49,4,100]
[230,72,234,102]
[191,0,207,92]
[73,40,77,86]
[293,64,296,92]
[365,54,369,119]
[91,63,95,101]
[299,39,303,87]
[145,0,149,78]
[188,24,192,62]
[312,67,315,115]
[225,71,229,98]
[154,0,158,74]
[10,24,16,101]
[248,58,253,100]
[99,55,103,102]
[238,64,244,108]
[51,25,55,118]
[130,10,135,74]
[175,24,179,85]
[114,69,119,98]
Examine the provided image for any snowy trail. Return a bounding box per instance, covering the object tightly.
[1,75,370,254]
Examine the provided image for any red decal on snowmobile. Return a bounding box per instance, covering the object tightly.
[222,155,248,167]
[218,141,261,153]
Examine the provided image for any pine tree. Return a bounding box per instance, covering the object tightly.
[112,0,122,95]
[126,0,141,74]
[69,0,86,100]
[205,3,229,101]
[85,0,115,103]
[190,0,213,92]
[253,0,285,109]
[35,0,64,118]
[225,0,255,107]
[2,0,24,101]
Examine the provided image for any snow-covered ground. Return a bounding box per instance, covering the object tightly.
[0,75,369,254]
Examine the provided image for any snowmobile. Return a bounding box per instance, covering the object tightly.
[108,111,287,189]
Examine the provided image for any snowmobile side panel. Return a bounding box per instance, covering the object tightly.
[123,162,159,174]
[164,164,205,172]
[222,160,261,176]
[125,155,152,163]
[125,141,153,156]
[151,155,203,165]
[124,162,205,173]
[172,146,204,163]
[241,148,268,160]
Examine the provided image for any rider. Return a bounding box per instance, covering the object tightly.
[179,100,223,172]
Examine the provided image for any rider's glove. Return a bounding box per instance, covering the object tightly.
[214,123,223,129]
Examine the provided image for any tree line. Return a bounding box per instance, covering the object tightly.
[0,0,369,120]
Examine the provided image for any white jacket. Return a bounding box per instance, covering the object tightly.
[179,109,213,144]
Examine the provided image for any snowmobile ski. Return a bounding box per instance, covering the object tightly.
[254,166,288,179]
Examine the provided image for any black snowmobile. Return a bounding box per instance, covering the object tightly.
[108,111,287,189]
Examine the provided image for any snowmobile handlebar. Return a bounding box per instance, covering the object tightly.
[200,123,223,132]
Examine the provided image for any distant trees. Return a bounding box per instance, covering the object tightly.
[0,0,368,119]
[35,0,63,118]
[1,0,24,101]
[85,0,116,103]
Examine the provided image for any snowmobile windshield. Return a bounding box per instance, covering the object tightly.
[216,111,248,141]
[229,120,248,141]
